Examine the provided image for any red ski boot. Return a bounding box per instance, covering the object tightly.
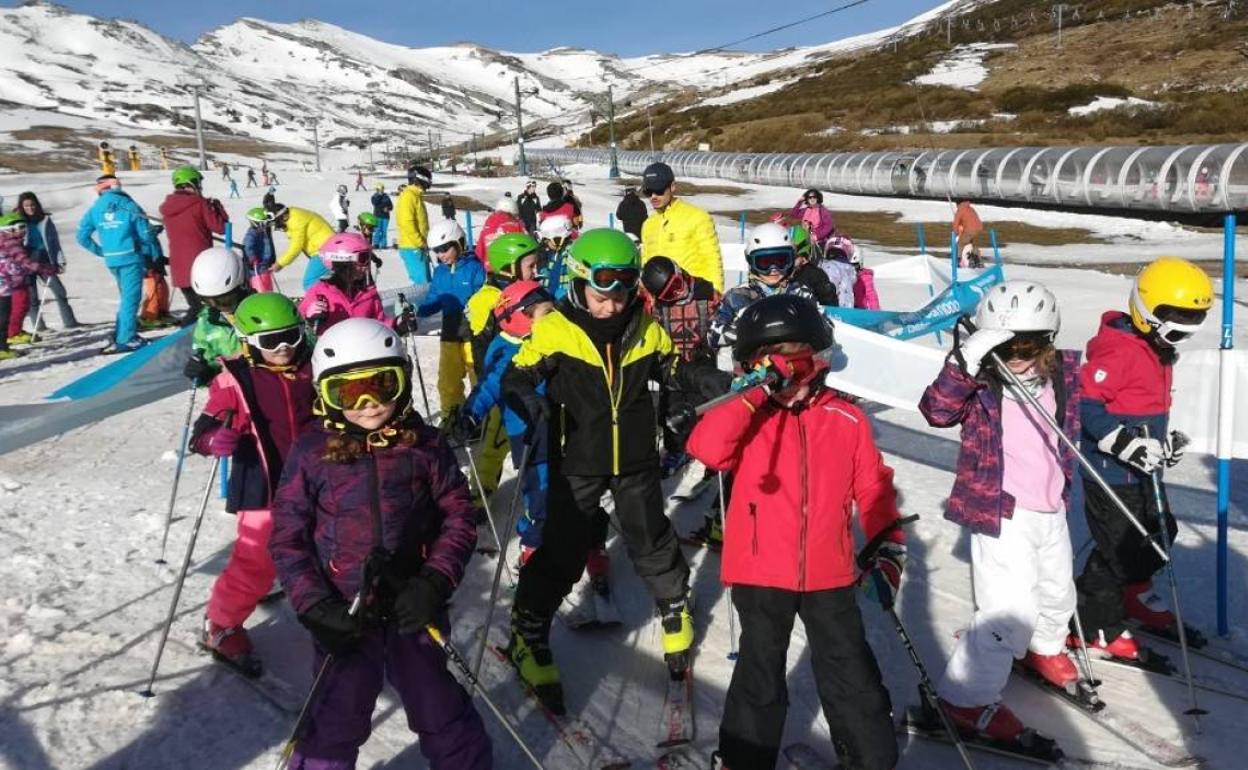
[1022,650,1078,689]
[938,699,1026,742]
[201,617,262,677]
[1123,580,1175,632]
[1069,629,1141,660]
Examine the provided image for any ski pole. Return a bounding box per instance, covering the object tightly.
[956,317,1168,563]
[398,293,432,420]
[140,446,224,697]
[28,275,52,344]
[156,385,199,564]
[1141,426,1207,730]
[427,626,546,770]
[462,433,504,555]
[1067,607,1101,690]
[693,344,841,417]
[719,472,738,662]
[472,438,536,684]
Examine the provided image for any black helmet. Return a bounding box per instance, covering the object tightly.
[641,255,689,304]
[546,181,564,201]
[733,294,834,364]
[407,164,432,188]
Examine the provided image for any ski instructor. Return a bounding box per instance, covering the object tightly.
[639,162,724,292]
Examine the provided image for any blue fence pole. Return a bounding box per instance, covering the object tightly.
[465,211,475,251]
[990,229,1001,265]
[219,457,229,499]
[608,212,615,229]
[917,223,927,255]
[224,222,233,252]
[1216,213,1237,636]
[739,212,747,243]
[950,230,959,284]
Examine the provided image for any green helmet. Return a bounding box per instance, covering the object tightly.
[0,212,25,231]
[172,165,203,188]
[567,228,639,282]
[789,224,811,258]
[487,232,539,275]
[357,212,378,227]
[246,206,272,224]
[232,292,301,336]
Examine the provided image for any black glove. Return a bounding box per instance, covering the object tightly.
[515,390,551,431]
[451,409,482,444]
[298,597,364,655]
[394,310,418,336]
[664,400,698,440]
[394,570,452,635]
[183,354,213,385]
[1163,430,1189,468]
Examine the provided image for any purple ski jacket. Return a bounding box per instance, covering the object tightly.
[269,415,478,615]
[918,350,1081,537]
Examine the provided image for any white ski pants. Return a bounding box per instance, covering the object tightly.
[937,506,1076,707]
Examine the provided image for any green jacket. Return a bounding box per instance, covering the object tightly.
[191,307,241,378]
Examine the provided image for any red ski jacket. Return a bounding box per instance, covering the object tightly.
[687,386,903,592]
[159,190,228,288]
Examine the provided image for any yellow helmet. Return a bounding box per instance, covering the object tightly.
[1128,256,1213,345]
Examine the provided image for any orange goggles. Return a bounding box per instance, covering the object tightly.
[319,365,406,410]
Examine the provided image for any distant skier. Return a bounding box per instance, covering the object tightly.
[159,165,229,325]
[474,196,525,267]
[245,167,258,188]
[686,293,904,770]
[17,191,80,329]
[921,281,1081,751]
[228,177,240,199]
[370,182,392,250]
[396,164,433,284]
[517,179,540,234]
[269,204,336,290]
[1073,258,1213,655]
[953,199,984,268]
[354,169,366,192]
[0,213,55,359]
[789,188,836,246]
[190,293,314,676]
[242,207,277,293]
[268,318,492,770]
[330,184,350,233]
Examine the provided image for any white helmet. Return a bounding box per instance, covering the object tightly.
[336,184,348,194]
[495,195,519,216]
[190,247,245,298]
[427,219,465,251]
[312,317,405,382]
[975,280,1060,334]
[744,222,792,255]
[538,214,573,241]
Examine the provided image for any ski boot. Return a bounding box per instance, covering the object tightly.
[507,607,564,714]
[938,698,1025,741]
[7,332,32,346]
[201,617,262,677]
[1069,629,1140,660]
[1124,580,1175,633]
[684,513,723,551]
[100,338,149,355]
[1022,650,1078,689]
[0,349,24,360]
[658,594,694,677]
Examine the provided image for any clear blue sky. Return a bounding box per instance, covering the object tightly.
[11,0,943,56]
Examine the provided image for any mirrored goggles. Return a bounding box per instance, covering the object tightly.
[1153,306,1207,345]
[245,325,304,353]
[587,266,640,293]
[319,365,406,411]
[995,331,1054,361]
[747,247,795,275]
[654,270,691,305]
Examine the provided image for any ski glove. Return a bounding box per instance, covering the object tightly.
[309,297,329,319]
[450,409,482,444]
[299,597,364,655]
[861,542,906,610]
[183,354,213,386]
[1098,425,1164,474]
[394,309,418,336]
[513,391,551,436]
[394,570,453,636]
[953,328,1014,378]
[664,401,699,440]
[205,425,242,458]
[1163,430,1189,468]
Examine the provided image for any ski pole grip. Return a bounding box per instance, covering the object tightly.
[856,514,919,571]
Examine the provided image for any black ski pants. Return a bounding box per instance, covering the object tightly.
[1075,479,1175,639]
[514,466,689,618]
[179,288,203,326]
[721,585,897,770]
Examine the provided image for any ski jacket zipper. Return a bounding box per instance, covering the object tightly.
[797,414,809,591]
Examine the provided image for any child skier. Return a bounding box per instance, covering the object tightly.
[356,212,377,246]
[183,247,250,386]
[500,229,698,714]
[300,232,411,335]
[535,214,575,300]
[416,219,486,422]
[330,184,351,233]
[919,280,1081,750]
[270,205,336,291]
[159,165,229,325]
[370,182,392,250]
[686,293,903,770]
[1074,257,1212,656]
[268,318,492,769]
[189,293,315,674]
[710,222,815,349]
[850,246,881,310]
[242,207,277,293]
[788,225,839,306]
[0,214,54,359]
[821,234,858,309]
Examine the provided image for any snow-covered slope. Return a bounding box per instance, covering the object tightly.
[0,0,983,157]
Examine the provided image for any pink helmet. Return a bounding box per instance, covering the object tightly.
[319,231,371,269]
[824,234,856,264]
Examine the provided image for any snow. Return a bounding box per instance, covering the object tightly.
[912,43,1017,90]
[0,162,1246,769]
[1069,96,1161,116]
[700,78,799,108]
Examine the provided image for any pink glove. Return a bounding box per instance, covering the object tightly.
[310,297,329,318]
[206,426,242,457]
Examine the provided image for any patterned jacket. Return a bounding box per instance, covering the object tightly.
[918,350,1081,537]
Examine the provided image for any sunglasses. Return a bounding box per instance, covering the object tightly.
[995,331,1054,361]
[245,325,304,353]
[747,248,795,275]
[587,265,640,293]
[319,365,406,411]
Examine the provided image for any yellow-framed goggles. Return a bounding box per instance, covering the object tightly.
[318,364,406,411]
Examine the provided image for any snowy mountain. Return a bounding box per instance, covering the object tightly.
[0,0,970,163]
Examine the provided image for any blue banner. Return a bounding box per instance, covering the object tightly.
[824,265,1003,340]
[49,327,192,401]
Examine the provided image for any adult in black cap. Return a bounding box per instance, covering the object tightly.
[639,162,723,291]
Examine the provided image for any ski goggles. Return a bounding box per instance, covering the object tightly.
[319,364,407,411]
[583,265,640,293]
[203,288,247,311]
[1148,303,1208,345]
[653,269,691,305]
[244,324,304,353]
[747,247,795,276]
[431,241,458,255]
[994,331,1054,361]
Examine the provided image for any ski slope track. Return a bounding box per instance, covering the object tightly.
[0,163,1245,768]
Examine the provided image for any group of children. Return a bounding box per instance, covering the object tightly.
[114,164,1216,770]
